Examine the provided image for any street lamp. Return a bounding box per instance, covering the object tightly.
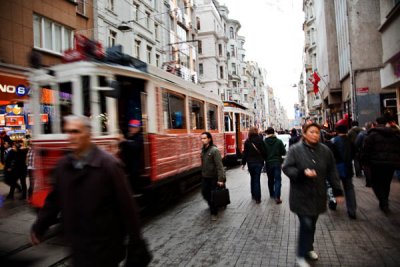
[117,20,134,31]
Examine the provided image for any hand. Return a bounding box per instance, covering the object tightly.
[304,168,317,178]
[30,231,41,245]
[217,181,225,187]
[335,196,344,204]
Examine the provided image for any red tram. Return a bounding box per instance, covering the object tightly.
[28,61,224,208]
[223,101,253,164]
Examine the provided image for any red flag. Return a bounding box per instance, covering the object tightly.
[310,71,320,95]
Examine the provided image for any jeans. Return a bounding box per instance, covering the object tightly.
[247,162,263,201]
[297,214,319,258]
[266,163,282,199]
[340,175,357,215]
[201,177,218,215]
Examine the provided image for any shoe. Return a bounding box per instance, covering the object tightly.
[307,250,318,261]
[328,201,337,210]
[348,212,357,220]
[296,257,310,267]
[210,215,218,221]
[275,198,282,204]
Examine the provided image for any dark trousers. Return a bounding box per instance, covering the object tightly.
[247,162,263,201]
[28,169,35,198]
[371,166,395,209]
[297,214,318,258]
[201,177,218,215]
[6,172,24,199]
[353,156,362,177]
[340,175,357,215]
[266,162,282,198]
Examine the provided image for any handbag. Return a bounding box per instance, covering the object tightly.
[211,186,231,207]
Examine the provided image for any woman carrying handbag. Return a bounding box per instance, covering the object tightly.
[242,127,267,204]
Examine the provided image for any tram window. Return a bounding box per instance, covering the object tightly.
[207,104,218,130]
[162,92,186,129]
[59,82,73,132]
[189,98,204,130]
[99,91,108,134]
[224,113,233,132]
[39,82,72,134]
[82,76,91,117]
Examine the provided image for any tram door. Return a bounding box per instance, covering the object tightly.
[116,76,145,136]
[235,113,242,157]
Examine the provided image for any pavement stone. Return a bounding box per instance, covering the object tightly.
[143,167,400,267]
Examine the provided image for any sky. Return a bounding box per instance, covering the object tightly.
[219,0,305,119]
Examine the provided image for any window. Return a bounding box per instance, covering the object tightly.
[230,27,234,38]
[190,98,204,130]
[162,91,186,129]
[38,82,73,134]
[76,0,85,15]
[133,3,139,20]
[146,45,152,64]
[198,40,202,54]
[199,63,203,75]
[219,66,224,79]
[231,63,236,75]
[156,54,160,67]
[231,45,235,57]
[33,14,73,53]
[196,17,201,30]
[108,30,117,47]
[218,44,222,57]
[107,0,114,11]
[135,40,141,58]
[207,104,218,130]
[146,12,151,28]
[155,23,159,40]
[224,113,233,132]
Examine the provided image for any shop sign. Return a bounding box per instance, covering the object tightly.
[15,84,30,96]
[6,115,24,126]
[0,114,4,126]
[356,87,369,95]
[28,114,49,125]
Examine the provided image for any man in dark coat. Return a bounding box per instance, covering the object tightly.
[361,117,400,213]
[31,115,151,267]
[119,119,145,193]
[264,127,286,204]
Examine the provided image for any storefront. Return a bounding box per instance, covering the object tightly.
[0,65,31,140]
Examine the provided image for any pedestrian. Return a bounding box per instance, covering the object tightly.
[14,141,28,200]
[5,141,22,200]
[331,125,357,219]
[242,127,267,204]
[119,119,145,193]
[26,141,35,199]
[30,115,152,267]
[360,117,400,213]
[289,128,300,147]
[282,122,344,267]
[0,130,12,164]
[264,127,286,204]
[347,121,363,177]
[200,132,225,221]
[355,121,375,187]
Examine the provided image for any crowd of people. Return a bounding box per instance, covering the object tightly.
[0,114,399,267]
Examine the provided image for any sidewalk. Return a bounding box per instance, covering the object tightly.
[143,167,400,266]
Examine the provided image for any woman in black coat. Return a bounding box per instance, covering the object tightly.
[283,123,343,267]
[242,127,267,203]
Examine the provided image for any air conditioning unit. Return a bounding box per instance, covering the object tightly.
[383,98,396,108]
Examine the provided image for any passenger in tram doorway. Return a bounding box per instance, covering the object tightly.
[31,115,152,267]
[200,132,226,221]
[241,127,267,204]
[119,119,144,194]
[283,122,344,267]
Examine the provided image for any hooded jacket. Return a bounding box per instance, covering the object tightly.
[264,135,286,164]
